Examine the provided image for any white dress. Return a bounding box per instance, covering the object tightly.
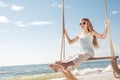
[63,32,94,69]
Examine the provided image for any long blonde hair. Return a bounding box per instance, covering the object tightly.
[81,18,99,49]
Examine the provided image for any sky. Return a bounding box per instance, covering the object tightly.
[0,0,120,66]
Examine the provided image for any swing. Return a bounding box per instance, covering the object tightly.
[59,0,120,80]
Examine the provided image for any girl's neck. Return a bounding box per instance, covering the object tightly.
[82,30,89,35]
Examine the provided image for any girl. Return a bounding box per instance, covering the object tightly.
[49,18,110,72]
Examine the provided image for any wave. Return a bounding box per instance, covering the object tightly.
[8,72,64,80]
[73,64,113,76]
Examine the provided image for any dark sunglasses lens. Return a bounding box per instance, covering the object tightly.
[83,22,86,25]
[80,23,82,25]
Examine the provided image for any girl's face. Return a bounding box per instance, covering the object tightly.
[80,20,88,31]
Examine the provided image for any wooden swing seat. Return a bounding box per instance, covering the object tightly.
[88,56,119,60]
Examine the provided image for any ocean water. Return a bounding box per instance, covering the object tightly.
[0,60,120,80]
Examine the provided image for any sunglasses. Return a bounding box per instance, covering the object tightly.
[80,22,87,26]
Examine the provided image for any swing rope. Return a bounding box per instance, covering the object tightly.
[59,0,77,80]
[104,0,120,78]
[104,0,115,57]
[60,0,65,61]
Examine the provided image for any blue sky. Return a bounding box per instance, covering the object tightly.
[0,0,120,66]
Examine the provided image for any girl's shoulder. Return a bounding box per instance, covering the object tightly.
[90,31,96,36]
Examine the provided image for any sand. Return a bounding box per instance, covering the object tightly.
[8,71,120,80]
[50,71,120,80]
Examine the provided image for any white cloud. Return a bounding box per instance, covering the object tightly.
[0,1,24,11]
[14,21,27,27]
[29,21,53,26]
[10,5,24,11]
[58,5,62,8]
[112,11,119,14]
[0,29,9,32]
[51,2,58,7]
[0,16,53,27]
[0,1,8,8]
[13,21,53,27]
[0,16,10,23]
[51,2,70,8]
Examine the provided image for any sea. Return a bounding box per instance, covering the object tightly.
[0,60,120,80]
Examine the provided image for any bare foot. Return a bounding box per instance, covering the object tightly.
[49,64,59,72]
[56,62,68,70]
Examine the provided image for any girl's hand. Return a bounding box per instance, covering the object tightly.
[105,18,110,28]
[63,28,67,35]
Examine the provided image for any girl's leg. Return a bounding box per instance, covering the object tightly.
[57,52,94,70]
[49,64,61,72]
[56,61,75,70]
[72,52,94,69]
